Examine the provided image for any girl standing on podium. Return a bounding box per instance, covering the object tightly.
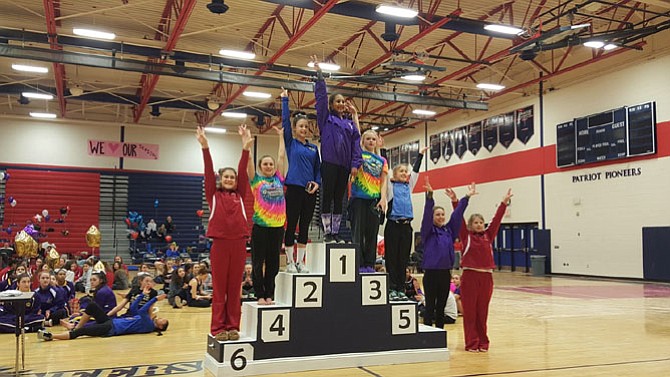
[420,178,472,329]
[280,87,321,273]
[350,129,388,273]
[312,55,362,243]
[448,187,512,352]
[247,125,286,306]
[197,124,253,342]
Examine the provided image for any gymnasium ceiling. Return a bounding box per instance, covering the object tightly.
[0,0,669,133]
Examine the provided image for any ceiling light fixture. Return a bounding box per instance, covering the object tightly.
[205,127,227,134]
[69,85,84,96]
[375,4,418,18]
[402,73,426,81]
[308,61,341,72]
[73,28,116,40]
[476,83,506,91]
[12,64,49,73]
[222,111,247,118]
[603,43,618,50]
[412,109,436,116]
[22,92,54,100]
[150,104,161,117]
[371,126,380,131]
[30,112,57,119]
[219,49,255,60]
[484,24,524,35]
[207,99,220,110]
[570,23,591,30]
[583,40,605,48]
[243,91,272,99]
[207,0,229,14]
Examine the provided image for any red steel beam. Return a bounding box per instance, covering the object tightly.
[43,0,67,117]
[204,0,339,125]
[133,0,197,123]
[387,41,646,136]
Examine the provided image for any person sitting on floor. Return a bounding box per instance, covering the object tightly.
[187,266,212,307]
[168,266,189,309]
[0,274,45,333]
[112,262,129,290]
[37,290,168,341]
[34,271,69,327]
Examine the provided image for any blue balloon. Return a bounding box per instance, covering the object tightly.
[154,199,159,208]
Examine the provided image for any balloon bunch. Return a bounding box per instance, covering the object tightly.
[125,211,146,240]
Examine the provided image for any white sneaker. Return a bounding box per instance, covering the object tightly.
[297,263,310,273]
[286,263,298,273]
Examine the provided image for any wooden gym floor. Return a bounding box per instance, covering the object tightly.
[2,271,670,377]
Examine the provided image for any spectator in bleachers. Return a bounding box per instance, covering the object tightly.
[163,216,176,235]
[112,262,129,290]
[168,266,189,309]
[187,267,212,307]
[166,242,180,259]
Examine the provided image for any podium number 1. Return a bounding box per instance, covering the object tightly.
[329,248,355,282]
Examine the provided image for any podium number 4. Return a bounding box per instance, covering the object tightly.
[262,309,291,342]
[223,343,254,371]
[362,276,387,306]
[391,304,417,335]
[329,248,355,282]
[295,277,323,308]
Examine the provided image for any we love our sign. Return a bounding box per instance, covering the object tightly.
[88,139,160,160]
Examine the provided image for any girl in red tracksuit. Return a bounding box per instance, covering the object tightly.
[449,188,512,353]
[197,125,253,342]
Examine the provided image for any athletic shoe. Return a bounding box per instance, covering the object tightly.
[359,267,368,273]
[396,291,409,301]
[324,234,336,243]
[333,235,346,244]
[466,348,479,353]
[228,330,240,341]
[37,329,52,341]
[215,331,229,341]
[174,296,183,308]
[297,263,310,273]
[388,290,399,301]
[479,348,488,353]
[286,263,298,273]
[366,266,376,273]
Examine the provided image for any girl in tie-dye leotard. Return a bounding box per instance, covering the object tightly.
[248,126,286,305]
[350,129,388,273]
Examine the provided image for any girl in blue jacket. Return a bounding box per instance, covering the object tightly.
[420,178,473,328]
[312,55,362,243]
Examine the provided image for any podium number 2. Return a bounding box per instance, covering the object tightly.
[391,304,417,335]
[362,275,387,306]
[295,277,323,308]
[223,344,254,371]
[261,309,290,342]
[329,247,355,282]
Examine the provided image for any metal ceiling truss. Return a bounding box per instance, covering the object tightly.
[43,0,67,117]
[0,44,487,110]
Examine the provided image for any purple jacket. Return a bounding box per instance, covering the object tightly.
[420,195,469,270]
[93,285,118,314]
[315,79,362,170]
[34,285,68,313]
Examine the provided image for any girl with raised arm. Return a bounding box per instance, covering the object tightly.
[420,178,472,329]
[312,54,362,243]
[247,125,287,305]
[280,88,321,272]
[196,124,252,342]
[447,187,512,352]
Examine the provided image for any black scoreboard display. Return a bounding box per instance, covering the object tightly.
[556,101,656,168]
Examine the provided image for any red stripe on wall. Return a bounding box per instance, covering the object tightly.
[415,120,670,191]
[2,170,100,256]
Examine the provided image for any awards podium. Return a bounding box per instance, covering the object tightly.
[205,243,449,376]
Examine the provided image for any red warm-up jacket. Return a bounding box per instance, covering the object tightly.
[452,201,507,271]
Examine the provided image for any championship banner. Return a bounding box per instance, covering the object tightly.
[454,127,468,159]
[441,131,453,162]
[88,140,160,160]
[430,134,441,164]
[409,140,420,166]
[516,105,534,144]
[467,122,482,156]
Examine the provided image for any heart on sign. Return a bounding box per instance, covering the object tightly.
[107,142,121,153]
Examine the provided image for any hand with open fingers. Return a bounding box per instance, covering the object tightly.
[239,124,253,150]
[503,188,513,204]
[196,126,208,148]
[280,87,288,98]
[345,100,358,115]
[310,55,321,70]
[445,188,457,202]
[424,177,434,193]
[467,182,478,197]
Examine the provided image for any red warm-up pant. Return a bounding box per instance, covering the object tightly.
[210,238,247,336]
[461,269,494,351]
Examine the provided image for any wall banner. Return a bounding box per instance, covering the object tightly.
[88,140,160,160]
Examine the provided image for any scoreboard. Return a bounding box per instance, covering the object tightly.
[556,102,656,168]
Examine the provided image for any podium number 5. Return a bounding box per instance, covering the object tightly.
[391,304,417,335]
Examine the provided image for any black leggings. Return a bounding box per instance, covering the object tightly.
[251,225,284,299]
[47,308,69,324]
[423,269,452,328]
[321,162,349,214]
[69,302,113,339]
[285,185,317,246]
[384,220,413,291]
[350,198,380,268]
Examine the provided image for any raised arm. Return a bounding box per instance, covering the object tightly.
[486,189,512,241]
[237,124,256,181]
[273,125,286,174]
[420,178,435,238]
[409,146,428,190]
[197,127,216,209]
[447,188,468,242]
[281,88,293,149]
[447,183,477,238]
[312,55,329,131]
